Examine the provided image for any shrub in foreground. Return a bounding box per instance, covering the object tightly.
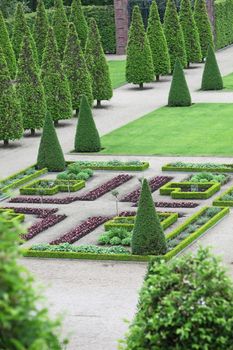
[168,58,191,106]
[201,45,223,90]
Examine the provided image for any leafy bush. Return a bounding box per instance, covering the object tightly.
[57,163,93,181]
[190,172,228,184]
[98,228,132,246]
[167,161,230,170]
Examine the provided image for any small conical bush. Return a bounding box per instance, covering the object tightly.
[201,46,223,90]
[168,58,191,106]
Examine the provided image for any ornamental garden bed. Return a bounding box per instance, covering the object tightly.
[186,172,230,185]
[160,182,220,199]
[162,162,233,173]
[67,160,149,171]
[0,208,25,225]
[213,185,233,207]
[132,201,199,208]
[20,179,85,195]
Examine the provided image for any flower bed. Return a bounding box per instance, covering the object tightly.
[160,182,220,199]
[162,161,233,173]
[20,179,85,195]
[66,160,149,171]
[132,201,199,208]
[121,176,173,202]
[213,185,233,207]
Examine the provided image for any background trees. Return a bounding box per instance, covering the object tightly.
[70,0,88,49]
[53,0,69,58]
[34,0,49,65]
[0,10,16,78]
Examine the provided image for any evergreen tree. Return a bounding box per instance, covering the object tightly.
[168,58,191,106]
[131,179,167,255]
[74,95,101,152]
[201,46,223,90]
[179,0,202,66]
[147,0,170,81]
[37,113,66,171]
[0,10,16,78]
[34,0,49,65]
[85,18,113,107]
[52,0,69,58]
[63,23,93,114]
[70,0,88,49]
[125,6,154,88]
[16,35,46,135]
[194,0,213,60]
[0,49,23,145]
[41,27,73,124]
[164,0,187,70]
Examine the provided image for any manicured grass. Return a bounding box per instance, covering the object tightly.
[223,72,233,90]
[101,103,233,156]
[108,60,126,88]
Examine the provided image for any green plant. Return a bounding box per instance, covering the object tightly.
[168,58,191,106]
[215,0,233,50]
[52,0,68,58]
[0,10,16,78]
[125,5,154,88]
[160,181,220,199]
[190,172,228,184]
[70,0,88,49]
[33,0,49,65]
[98,228,131,246]
[201,45,223,90]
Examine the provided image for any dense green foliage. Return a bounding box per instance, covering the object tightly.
[190,172,228,184]
[126,6,154,88]
[70,0,88,49]
[63,23,93,112]
[0,11,16,78]
[16,35,46,134]
[201,46,223,90]
[168,58,191,106]
[121,247,233,350]
[53,0,69,58]
[179,0,202,65]
[0,49,23,145]
[41,27,73,123]
[131,179,167,255]
[215,0,233,49]
[164,0,187,70]
[147,0,170,80]
[74,95,101,152]
[194,0,213,59]
[0,0,17,18]
[85,18,112,105]
[37,113,66,171]
[34,0,49,65]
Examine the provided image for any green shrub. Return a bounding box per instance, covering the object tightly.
[215,0,233,49]
[70,0,88,49]
[98,228,131,246]
[168,58,191,106]
[0,10,16,78]
[52,0,68,58]
[33,0,49,65]
[190,172,228,184]
[201,45,223,90]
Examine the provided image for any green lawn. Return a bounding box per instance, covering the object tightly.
[108,60,126,88]
[223,72,233,90]
[101,103,233,156]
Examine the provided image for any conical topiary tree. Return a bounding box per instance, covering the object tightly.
[34,0,49,65]
[85,18,113,107]
[201,46,223,90]
[125,6,154,88]
[179,0,202,66]
[41,27,73,125]
[52,0,68,58]
[63,23,93,114]
[194,0,213,60]
[70,0,88,50]
[164,0,187,70]
[37,113,66,171]
[0,10,16,78]
[74,95,101,152]
[16,35,46,135]
[147,0,170,81]
[168,58,191,106]
[0,49,23,145]
[131,179,167,255]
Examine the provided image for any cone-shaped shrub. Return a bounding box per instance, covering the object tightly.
[201,46,223,90]
[37,113,65,171]
[179,0,202,66]
[70,0,88,49]
[41,27,73,123]
[131,179,167,255]
[34,0,49,65]
[63,23,93,113]
[194,0,213,60]
[164,0,187,70]
[16,35,46,135]
[168,58,191,106]
[0,10,16,78]
[125,6,154,88]
[74,95,101,152]
[52,0,68,58]
[85,18,113,107]
[147,0,170,80]
[0,49,23,145]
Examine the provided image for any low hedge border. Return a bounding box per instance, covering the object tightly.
[162,164,233,173]
[20,180,85,196]
[66,161,150,171]
[160,182,220,199]
[0,209,25,224]
[213,185,233,207]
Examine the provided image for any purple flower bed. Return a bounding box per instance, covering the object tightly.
[119,211,136,217]
[132,201,199,208]
[120,176,173,202]
[3,206,58,218]
[50,216,110,245]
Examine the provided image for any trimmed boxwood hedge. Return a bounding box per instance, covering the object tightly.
[160,182,220,199]
[215,0,233,49]
[20,179,85,195]
[162,163,233,173]
[213,185,233,207]
[0,209,25,224]
[66,161,149,171]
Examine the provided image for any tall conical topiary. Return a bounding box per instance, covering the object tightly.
[201,46,223,90]
[0,49,23,145]
[16,35,46,135]
[132,179,167,255]
[164,0,187,70]
[125,6,154,88]
[70,0,88,50]
[168,58,191,106]
[37,113,65,171]
[194,0,213,60]
[85,18,113,107]
[63,23,93,114]
[147,0,170,81]
[74,95,101,152]
[0,10,16,78]
[41,27,73,124]
[34,0,49,65]
[179,0,202,66]
[52,0,68,58]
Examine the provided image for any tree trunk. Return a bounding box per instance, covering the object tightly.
[97,100,101,108]
[31,128,35,136]
[139,82,143,89]
[156,75,160,82]
[3,140,9,146]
